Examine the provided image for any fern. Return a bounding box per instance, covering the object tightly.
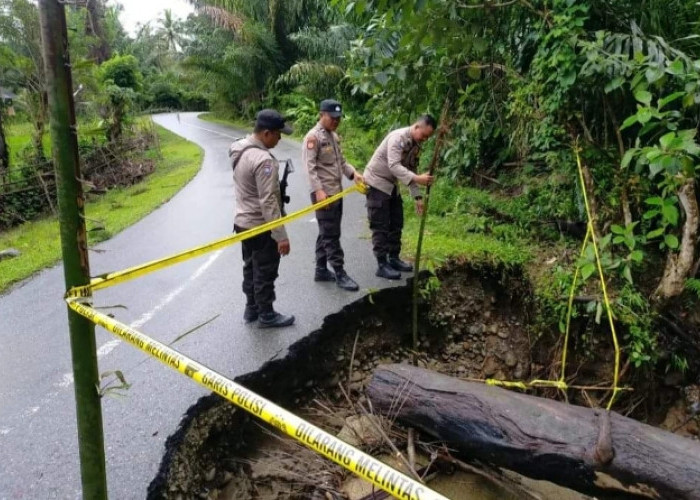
[686,278,700,299]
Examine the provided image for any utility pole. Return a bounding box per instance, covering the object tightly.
[38,1,108,498]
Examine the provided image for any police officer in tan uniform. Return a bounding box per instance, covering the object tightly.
[228,109,294,328]
[363,114,436,280]
[302,99,365,291]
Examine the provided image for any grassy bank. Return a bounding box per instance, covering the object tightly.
[196,112,251,131]
[0,124,203,293]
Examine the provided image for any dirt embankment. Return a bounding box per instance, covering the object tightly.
[147,263,698,500]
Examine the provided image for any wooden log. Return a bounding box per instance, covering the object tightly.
[367,364,700,499]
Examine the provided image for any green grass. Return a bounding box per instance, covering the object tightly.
[0,124,203,293]
[6,122,51,163]
[402,212,532,268]
[197,112,251,131]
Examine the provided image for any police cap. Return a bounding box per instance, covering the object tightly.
[255,109,293,134]
[320,99,342,118]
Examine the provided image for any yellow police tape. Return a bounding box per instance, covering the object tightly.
[66,300,449,500]
[66,183,367,299]
[65,181,449,499]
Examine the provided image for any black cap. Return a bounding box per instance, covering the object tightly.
[320,99,342,118]
[255,109,293,134]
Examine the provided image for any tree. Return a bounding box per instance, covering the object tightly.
[0,0,47,159]
[158,9,182,53]
[84,0,111,63]
[98,54,142,141]
[0,104,8,179]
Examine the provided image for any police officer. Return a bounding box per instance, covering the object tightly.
[302,99,365,291]
[363,115,436,280]
[228,109,295,328]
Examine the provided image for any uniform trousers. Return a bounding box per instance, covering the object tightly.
[234,225,280,314]
[311,194,345,271]
[366,185,403,260]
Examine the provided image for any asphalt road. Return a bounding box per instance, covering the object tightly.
[0,112,402,499]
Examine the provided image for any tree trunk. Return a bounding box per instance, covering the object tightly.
[39,0,107,497]
[0,107,8,180]
[654,179,699,303]
[367,364,700,499]
[85,0,111,63]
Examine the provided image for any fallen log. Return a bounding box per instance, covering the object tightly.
[367,364,700,499]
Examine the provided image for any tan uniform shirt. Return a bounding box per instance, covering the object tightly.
[363,127,421,198]
[302,122,357,195]
[229,136,288,242]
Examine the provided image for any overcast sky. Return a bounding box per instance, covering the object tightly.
[112,0,194,35]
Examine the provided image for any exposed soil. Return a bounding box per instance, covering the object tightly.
[147,263,699,500]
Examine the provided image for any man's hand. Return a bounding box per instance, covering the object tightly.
[415,198,425,215]
[315,189,328,203]
[314,189,328,209]
[353,172,365,185]
[277,239,291,256]
[414,173,434,186]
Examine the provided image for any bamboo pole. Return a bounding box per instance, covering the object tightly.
[411,101,451,360]
[38,1,108,497]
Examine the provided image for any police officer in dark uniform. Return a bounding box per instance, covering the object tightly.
[302,99,365,291]
[363,115,436,279]
[228,109,295,328]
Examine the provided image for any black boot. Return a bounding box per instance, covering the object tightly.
[314,267,336,282]
[388,255,413,272]
[335,269,359,291]
[375,257,401,280]
[258,311,295,328]
[243,304,258,323]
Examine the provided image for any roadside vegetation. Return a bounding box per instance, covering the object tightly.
[188,0,700,411]
[2,0,699,416]
[0,124,202,292]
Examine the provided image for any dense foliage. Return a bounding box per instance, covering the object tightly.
[1,0,698,375]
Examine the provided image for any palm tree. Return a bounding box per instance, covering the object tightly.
[158,9,181,53]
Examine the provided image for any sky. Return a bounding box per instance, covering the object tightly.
[112,0,195,36]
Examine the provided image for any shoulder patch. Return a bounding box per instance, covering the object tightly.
[307,137,317,150]
[261,160,275,176]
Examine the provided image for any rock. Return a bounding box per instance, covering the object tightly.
[505,351,518,368]
[0,248,20,261]
[467,324,483,336]
[488,324,499,334]
[497,330,510,340]
[204,467,216,482]
[688,419,699,436]
[337,415,385,447]
[482,357,499,377]
[350,371,364,383]
[483,311,491,320]
[323,373,341,389]
[513,363,524,379]
[349,382,363,392]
